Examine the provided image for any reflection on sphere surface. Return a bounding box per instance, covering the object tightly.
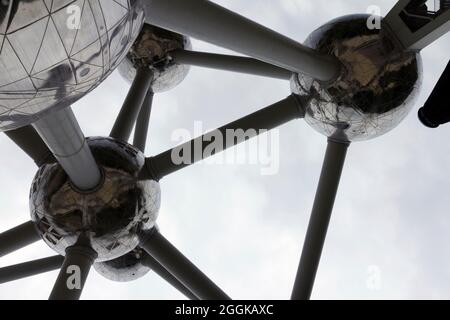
[94,247,151,282]
[118,24,191,93]
[291,14,422,141]
[0,1,144,132]
[30,137,161,262]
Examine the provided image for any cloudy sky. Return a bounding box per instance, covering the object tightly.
[1,0,450,300]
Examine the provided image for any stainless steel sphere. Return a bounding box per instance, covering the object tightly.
[118,23,191,93]
[0,0,145,132]
[291,14,422,142]
[94,247,151,282]
[30,137,161,262]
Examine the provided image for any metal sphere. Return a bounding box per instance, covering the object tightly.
[94,247,150,282]
[118,23,191,93]
[29,137,161,262]
[291,14,423,142]
[0,0,145,132]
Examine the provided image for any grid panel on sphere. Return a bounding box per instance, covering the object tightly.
[0,0,144,132]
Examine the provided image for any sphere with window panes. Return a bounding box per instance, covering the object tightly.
[0,0,144,132]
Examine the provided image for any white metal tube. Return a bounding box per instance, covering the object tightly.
[171,50,293,80]
[144,0,341,82]
[33,107,101,191]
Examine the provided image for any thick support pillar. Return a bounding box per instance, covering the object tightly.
[33,107,101,191]
[291,140,349,300]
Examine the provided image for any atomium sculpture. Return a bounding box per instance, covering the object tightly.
[0,0,449,300]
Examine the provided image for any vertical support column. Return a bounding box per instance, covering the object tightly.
[49,239,97,300]
[133,90,154,152]
[110,68,154,142]
[291,139,349,300]
[418,60,450,128]
[33,107,101,191]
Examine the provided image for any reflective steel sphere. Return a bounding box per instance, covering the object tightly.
[94,247,151,282]
[0,0,144,132]
[118,23,191,93]
[30,137,161,262]
[291,14,422,142]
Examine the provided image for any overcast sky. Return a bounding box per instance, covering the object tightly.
[1,0,450,300]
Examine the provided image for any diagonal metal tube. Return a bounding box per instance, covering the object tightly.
[133,90,154,152]
[111,68,154,142]
[140,229,230,300]
[143,0,341,82]
[140,94,305,181]
[33,107,101,191]
[0,221,40,258]
[170,50,293,80]
[49,238,97,300]
[0,256,63,284]
[291,139,349,300]
[142,252,199,300]
[5,125,55,167]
